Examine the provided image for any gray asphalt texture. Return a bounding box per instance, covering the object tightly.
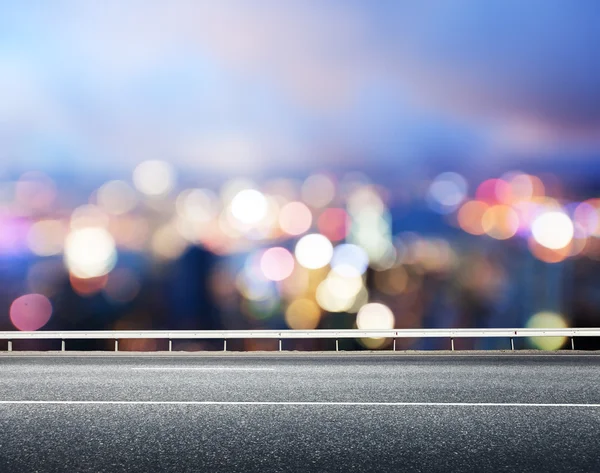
[0,353,599,472]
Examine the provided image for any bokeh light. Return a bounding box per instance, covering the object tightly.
[316,277,356,312]
[64,227,117,278]
[295,233,333,269]
[526,311,568,350]
[285,298,321,329]
[27,220,66,256]
[70,274,108,297]
[70,205,110,230]
[10,294,53,331]
[301,174,335,208]
[176,188,218,223]
[457,200,489,235]
[133,160,176,197]
[331,244,369,277]
[356,303,394,330]
[481,205,519,240]
[260,247,295,281]
[97,180,137,215]
[317,208,348,241]
[373,266,409,295]
[573,201,599,237]
[427,172,468,213]
[531,211,574,250]
[230,189,268,225]
[152,223,189,260]
[278,201,313,235]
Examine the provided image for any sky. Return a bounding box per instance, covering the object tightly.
[1,0,600,180]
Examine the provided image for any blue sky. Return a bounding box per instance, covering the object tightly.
[1,0,599,180]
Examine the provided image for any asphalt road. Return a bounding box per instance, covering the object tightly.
[0,353,599,472]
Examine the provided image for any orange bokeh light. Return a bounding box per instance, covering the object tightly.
[457,200,489,235]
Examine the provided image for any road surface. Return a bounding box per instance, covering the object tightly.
[0,352,599,472]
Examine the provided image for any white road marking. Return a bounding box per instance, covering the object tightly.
[0,401,599,407]
[130,367,275,371]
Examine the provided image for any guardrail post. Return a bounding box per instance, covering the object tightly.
[336,339,339,352]
[571,337,575,350]
[114,339,119,352]
[451,338,455,351]
[168,339,172,352]
[393,338,396,351]
[279,339,282,352]
[61,340,65,352]
[224,339,227,351]
[510,338,514,351]
[7,340,12,352]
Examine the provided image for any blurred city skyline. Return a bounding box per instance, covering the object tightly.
[1,1,600,350]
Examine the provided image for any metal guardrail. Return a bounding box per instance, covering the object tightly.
[0,328,599,352]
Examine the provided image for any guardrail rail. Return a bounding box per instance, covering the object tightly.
[1,328,599,352]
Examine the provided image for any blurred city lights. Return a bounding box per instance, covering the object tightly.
[2,1,600,353]
[97,180,138,216]
[301,174,335,208]
[260,247,295,281]
[176,188,218,224]
[237,272,275,302]
[573,201,599,237]
[325,271,363,299]
[278,201,313,236]
[331,244,369,277]
[457,200,489,235]
[356,303,394,330]
[373,266,408,295]
[317,208,348,241]
[70,274,108,297]
[64,227,117,278]
[526,311,568,350]
[10,294,52,331]
[132,160,176,197]
[481,205,519,240]
[295,233,333,269]
[70,205,110,230]
[27,220,66,256]
[285,298,321,329]
[427,172,468,214]
[279,265,310,298]
[230,189,268,225]
[316,277,356,312]
[531,211,574,250]
[151,222,189,260]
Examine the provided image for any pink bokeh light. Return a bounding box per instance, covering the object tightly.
[260,247,295,282]
[10,294,53,331]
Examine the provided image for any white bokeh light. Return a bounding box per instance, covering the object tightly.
[64,227,117,278]
[295,233,333,269]
[132,160,176,197]
[531,211,574,250]
[230,189,268,225]
[356,303,394,330]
